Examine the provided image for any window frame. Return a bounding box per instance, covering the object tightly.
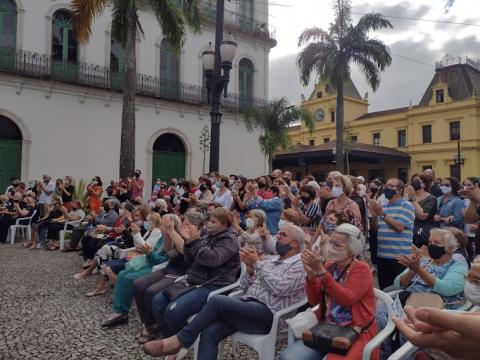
[397,129,407,147]
[422,124,432,144]
[372,132,380,146]
[435,89,444,104]
[449,121,460,141]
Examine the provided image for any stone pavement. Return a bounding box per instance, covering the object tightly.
[0,243,287,359]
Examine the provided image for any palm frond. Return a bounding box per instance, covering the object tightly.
[351,54,381,91]
[71,0,109,44]
[180,0,203,33]
[111,0,129,44]
[354,13,392,34]
[349,38,392,71]
[149,0,187,51]
[297,27,330,47]
[299,107,315,134]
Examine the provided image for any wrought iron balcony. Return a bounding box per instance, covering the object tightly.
[0,46,267,113]
[200,1,276,43]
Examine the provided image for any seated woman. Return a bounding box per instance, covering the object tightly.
[236,209,275,254]
[30,195,64,249]
[147,208,240,341]
[394,228,468,309]
[82,212,164,296]
[280,223,378,360]
[100,214,179,327]
[0,192,34,244]
[45,200,85,250]
[76,202,135,273]
[133,211,205,344]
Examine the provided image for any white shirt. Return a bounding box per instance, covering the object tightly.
[38,181,55,204]
[133,227,163,249]
[212,189,233,209]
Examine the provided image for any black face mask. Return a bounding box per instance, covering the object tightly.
[153,207,160,212]
[428,244,446,260]
[199,185,207,192]
[411,180,422,191]
[103,205,110,213]
[257,183,266,189]
[383,188,396,200]
[301,196,311,204]
[135,173,140,178]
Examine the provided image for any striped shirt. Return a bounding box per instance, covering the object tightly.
[377,199,415,259]
[300,201,322,230]
[240,253,306,313]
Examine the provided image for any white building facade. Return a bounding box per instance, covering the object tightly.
[0,0,275,191]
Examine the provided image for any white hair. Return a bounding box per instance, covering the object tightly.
[249,209,267,226]
[334,223,365,257]
[284,224,305,251]
[307,181,320,191]
[155,199,168,212]
[429,228,458,253]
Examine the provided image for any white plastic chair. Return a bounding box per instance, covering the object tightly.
[286,288,395,360]
[59,215,85,250]
[9,210,37,244]
[226,290,308,360]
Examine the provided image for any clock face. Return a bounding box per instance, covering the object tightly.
[315,109,325,122]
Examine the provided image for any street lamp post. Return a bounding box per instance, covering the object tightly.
[201,0,237,173]
[453,140,465,179]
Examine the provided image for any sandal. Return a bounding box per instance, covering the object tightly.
[86,289,106,297]
[46,245,59,251]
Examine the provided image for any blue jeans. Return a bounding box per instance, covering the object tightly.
[152,286,216,338]
[280,340,325,360]
[177,295,273,360]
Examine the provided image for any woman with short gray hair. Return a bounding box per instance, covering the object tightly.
[394,228,468,309]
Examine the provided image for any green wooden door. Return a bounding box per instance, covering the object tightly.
[0,0,17,71]
[0,139,21,191]
[152,151,185,183]
[110,37,125,91]
[51,10,78,82]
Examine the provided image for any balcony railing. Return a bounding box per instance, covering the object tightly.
[200,1,276,42]
[0,47,267,113]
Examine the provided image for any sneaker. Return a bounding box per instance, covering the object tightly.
[36,242,47,249]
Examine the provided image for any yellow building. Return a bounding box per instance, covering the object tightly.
[274,58,480,183]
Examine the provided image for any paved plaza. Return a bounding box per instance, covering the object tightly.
[0,243,286,359]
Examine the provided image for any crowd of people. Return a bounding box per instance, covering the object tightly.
[2,167,480,360]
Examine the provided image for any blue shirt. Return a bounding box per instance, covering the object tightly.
[247,196,283,234]
[437,195,464,230]
[377,198,415,260]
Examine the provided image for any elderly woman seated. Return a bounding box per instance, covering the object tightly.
[234,209,276,255]
[394,228,468,309]
[100,214,180,327]
[280,223,378,360]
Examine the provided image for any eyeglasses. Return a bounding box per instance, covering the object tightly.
[277,231,288,237]
[385,184,398,189]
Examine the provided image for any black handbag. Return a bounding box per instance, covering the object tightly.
[163,274,221,301]
[302,263,374,356]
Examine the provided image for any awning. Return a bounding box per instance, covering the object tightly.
[273,140,410,167]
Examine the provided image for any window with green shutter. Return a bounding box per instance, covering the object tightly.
[51,9,78,81]
[239,0,253,31]
[110,34,125,90]
[239,58,254,109]
[0,0,17,70]
[159,39,180,100]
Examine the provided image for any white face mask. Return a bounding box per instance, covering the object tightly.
[440,185,452,194]
[278,219,289,229]
[118,208,125,216]
[464,281,480,305]
[358,189,366,197]
[326,243,349,262]
[245,218,256,229]
[331,186,344,198]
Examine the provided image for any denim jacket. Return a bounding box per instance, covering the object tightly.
[437,195,464,229]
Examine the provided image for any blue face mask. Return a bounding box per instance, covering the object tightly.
[323,222,337,235]
[291,186,298,195]
[383,187,396,200]
[215,180,221,189]
[275,241,292,256]
[143,222,150,231]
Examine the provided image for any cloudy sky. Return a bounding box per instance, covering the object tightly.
[268,0,479,111]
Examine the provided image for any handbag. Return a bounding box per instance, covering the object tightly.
[163,273,222,301]
[302,263,374,356]
[125,254,148,272]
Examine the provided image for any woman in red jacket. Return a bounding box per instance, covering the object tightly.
[280,223,378,360]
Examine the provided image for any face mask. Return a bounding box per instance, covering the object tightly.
[229,179,234,186]
[331,186,344,198]
[301,196,310,204]
[464,281,480,305]
[103,205,110,213]
[118,208,125,216]
[275,241,292,256]
[323,222,337,235]
[291,187,298,195]
[326,180,334,189]
[358,189,366,197]
[143,222,150,231]
[411,180,422,191]
[153,206,161,212]
[199,185,207,192]
[428,244,446,260]
[135,173,140,178]
[245,218,256,229]
[215,181,221,188]
[206,222,225,236]
[383,187,396,200]
[278,219,289,229]
[326,243,349,262]
[440,186,452,194]
[258,183,266,189]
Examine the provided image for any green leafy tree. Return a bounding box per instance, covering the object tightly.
[245,98,314,172]
[71,0,203,178]
[297,0,392,172]
[199,124,210,174]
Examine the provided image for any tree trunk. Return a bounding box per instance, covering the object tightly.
[202,150,206,174]
[119,5,137,179]
[335,82,345,173]
[268,153,273,174]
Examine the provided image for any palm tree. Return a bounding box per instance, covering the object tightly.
[71,0,203,178]
[245,98,314,173]
[297,0,392,172]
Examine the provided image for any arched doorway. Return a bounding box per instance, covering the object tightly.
[0,114,22,190]
[152,133,186,183]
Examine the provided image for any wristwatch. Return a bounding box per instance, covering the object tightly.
[410,196,416,202]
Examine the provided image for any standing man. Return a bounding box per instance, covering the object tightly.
[368,178,415,289]
[131,170,144,201]
[423,169,442,198]
[38,174,55,205]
